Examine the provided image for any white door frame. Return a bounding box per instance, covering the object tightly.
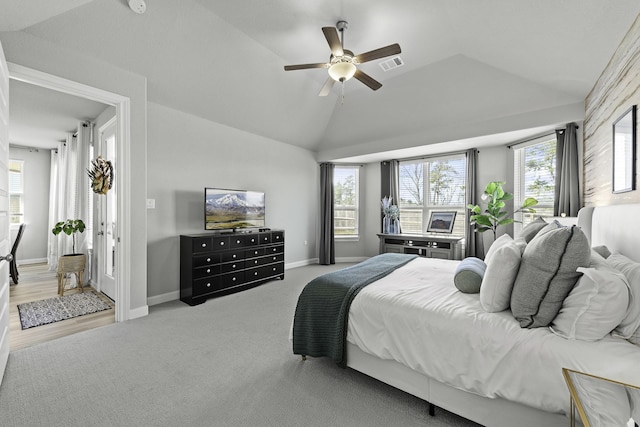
[8,62,132,322]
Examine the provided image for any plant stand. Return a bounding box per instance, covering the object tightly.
[57,254,86,296]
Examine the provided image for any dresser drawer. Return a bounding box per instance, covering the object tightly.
[258,232,271,244]
[193,253,218,268]
[192,237,213,253]
[193,265,219,279]
[220,260,245,273]
[193,277,223,295]
[245,248,265,258]
[220,250,244,262]
[266,245,284,255]
[271,231,284,243]
[219,271,244,287]
[262,253,284,265]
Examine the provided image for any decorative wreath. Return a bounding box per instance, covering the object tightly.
[87,156,114,195]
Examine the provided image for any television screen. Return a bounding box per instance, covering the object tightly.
[205,188,265,230]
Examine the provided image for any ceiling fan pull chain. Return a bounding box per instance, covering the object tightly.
[341,82,345,105]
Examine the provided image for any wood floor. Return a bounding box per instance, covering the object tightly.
[9,263,115,351]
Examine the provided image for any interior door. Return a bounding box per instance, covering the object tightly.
[97,118,117,301]
[0,40,11,385]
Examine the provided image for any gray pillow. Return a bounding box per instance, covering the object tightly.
[520,216,548,243]
[510,225,591,328]
[592,245,611,259]
[454,257,486,294]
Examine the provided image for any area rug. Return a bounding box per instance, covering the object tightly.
[17,291,112,330]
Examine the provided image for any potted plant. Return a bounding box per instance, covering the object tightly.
[52,219,86,254]
[467,181,538,241]
[52,219,87,294]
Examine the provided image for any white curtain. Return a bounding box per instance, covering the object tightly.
[48,122,92,270]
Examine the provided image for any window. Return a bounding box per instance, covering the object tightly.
[9,159,24,226]
[334,166,359,237]
[398,154,467,237]
[514,136,557,235]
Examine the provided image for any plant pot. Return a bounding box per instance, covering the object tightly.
[57,254,87,296]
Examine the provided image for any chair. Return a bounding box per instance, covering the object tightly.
[9,223,25,285]
[57,254,86,296]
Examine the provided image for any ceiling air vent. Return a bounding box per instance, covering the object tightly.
[379,56,404,72]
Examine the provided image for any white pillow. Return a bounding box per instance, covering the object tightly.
[484,234,512,266]
[480,236,525,312]
[550,266,630,341]
[607,253,640,344]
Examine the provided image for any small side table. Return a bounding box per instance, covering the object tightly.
[562,368,639,427]
[57,254,86,296]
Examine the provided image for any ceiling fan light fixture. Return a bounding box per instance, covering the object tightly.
[328,62,357,82]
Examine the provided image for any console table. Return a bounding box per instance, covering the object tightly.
[180,230,284,305]
[377,233,463,260]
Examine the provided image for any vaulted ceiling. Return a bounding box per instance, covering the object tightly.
[2,0,639,162]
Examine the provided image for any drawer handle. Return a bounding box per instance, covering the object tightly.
[254,251,259,255]
[273,267,277,271]
[254,272,258,276]
[251,238,255,243]
[201,243,207,248]
[206,258,211,262]
[232,277,236,281]
[232,254,237,259]
[232,264,236,268]
[254,260,259,265]
[273,257,277,261]
[206,283,211,287]
[206,268,211,273]
[276,236,280,240]
[220,242,225,246]
[236,239,241,244]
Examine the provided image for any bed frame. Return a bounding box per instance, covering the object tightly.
[345,203,640,427]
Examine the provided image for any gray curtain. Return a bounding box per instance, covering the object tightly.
[554,123,580,217]
[465,149,479,258]
[319,163,335,265]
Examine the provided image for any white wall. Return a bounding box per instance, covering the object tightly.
[146,102,319,301]
[8,147,50,263]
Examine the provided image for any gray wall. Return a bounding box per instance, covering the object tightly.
[8,147,50,263]
[146,102,319,301]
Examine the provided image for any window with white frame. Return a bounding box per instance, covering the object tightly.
[398,154,467,236]
[9,159,24,226]
[334,166,359,238]
[513,135,557,236]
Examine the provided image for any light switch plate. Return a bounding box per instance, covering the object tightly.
[146,199,155,209]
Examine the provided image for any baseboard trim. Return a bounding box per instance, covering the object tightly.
[147,291,179,306]
[285,259,319,269]
[17,258,48,265]
[128,305,149,320]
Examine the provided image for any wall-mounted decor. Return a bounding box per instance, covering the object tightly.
[612,105,636,193]
[87,156,114,195]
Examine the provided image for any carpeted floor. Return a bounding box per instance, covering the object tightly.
[17,291,112,329]
[0,263,481,427]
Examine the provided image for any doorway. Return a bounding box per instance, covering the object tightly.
[8,63,132,324]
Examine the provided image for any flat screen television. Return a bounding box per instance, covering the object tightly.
[204,187,265,231]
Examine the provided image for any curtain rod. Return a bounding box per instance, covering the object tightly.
[9,144,40,152]
[507,123,579,149]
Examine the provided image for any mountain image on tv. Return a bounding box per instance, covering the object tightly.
[205,190,265,230]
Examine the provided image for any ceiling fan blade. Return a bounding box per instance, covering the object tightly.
[355,43,401,64]
[322,27,344,57]
[318,77,336,97]
[354,69,382,91]
[284,63,328,71]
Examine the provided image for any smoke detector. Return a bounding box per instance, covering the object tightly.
[128,0,146,14]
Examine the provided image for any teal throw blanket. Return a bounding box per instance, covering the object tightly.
[292,253,417,366]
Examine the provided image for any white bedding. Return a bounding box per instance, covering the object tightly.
[346,257,640,415]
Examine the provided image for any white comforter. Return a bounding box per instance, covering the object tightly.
[346,257,640,415]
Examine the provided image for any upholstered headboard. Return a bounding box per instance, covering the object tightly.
[577,204,640,263]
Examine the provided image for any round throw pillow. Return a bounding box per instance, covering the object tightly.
[454,257,487,293]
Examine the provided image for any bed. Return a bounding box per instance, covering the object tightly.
[293,203,640,427]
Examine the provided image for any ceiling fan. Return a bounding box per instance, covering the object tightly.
[284,21,401,96]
